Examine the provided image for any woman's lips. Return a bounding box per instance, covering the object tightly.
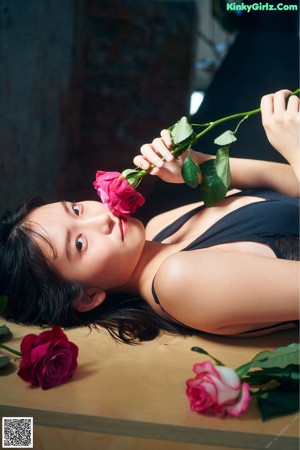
[119,218,128,241]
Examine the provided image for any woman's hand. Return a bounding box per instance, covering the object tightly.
[261,90,300,180]
[133,129,209,184]
[133,129,184,183]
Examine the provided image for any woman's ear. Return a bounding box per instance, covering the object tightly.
[75,289,106,312]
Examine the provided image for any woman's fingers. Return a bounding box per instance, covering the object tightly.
[133,154,151,170]
[134,131,174,171]
[160,129,173,147]
[260,93,274,124]
[260,90,300,177]
[151,138,174,162]
[133,142,169,170]
[140,142,164,168]
[273,89,291,119]
[261,89,299,124]
[287,94,300,114]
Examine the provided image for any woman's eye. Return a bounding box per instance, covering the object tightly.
[75,235,84,253]
[72,204,81,216]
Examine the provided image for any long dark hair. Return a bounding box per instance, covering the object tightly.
[0,198,197,344]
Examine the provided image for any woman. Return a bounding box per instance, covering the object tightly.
[1,90,299,343]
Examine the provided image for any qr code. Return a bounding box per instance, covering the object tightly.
[2,417,33,448]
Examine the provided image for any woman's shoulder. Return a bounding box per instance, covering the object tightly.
[152,251,205,304]
[151,248,300,334]
[150,250,217,331]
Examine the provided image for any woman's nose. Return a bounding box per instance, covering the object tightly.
[80,212,113,234]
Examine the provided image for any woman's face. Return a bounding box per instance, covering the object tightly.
[27,200,146,291]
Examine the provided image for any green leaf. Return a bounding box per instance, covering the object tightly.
[250,344,300,369]
[191,346,225,366]
[0,296,8,314]
[121,169,140,187]
[245,365,300,387]
[198,147,231,206]
[199,160,226,206]
[191,346,212,357]
[0,356,10,369]
[214,130,237,146]
[169,117,196,158]
[215,146,231,189]
[172,134,196,156]
[170,116,194,145]
[181,152,201,188]
[257,385,299,420]
[122,168,139,178]
[237,344,300,377]
[0,325,10,337]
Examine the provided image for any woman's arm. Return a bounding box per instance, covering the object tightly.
[216,156,299,197]
[134,90,299,197]
[154,251,299,335]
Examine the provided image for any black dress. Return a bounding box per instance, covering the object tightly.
[151,189,299,334]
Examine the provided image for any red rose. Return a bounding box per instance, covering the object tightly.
[93,171,145,218]
[18,327,78,390]
[186,361,251,417]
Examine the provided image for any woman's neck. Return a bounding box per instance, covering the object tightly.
[111,239,176,297]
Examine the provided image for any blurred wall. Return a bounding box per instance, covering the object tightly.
[64,0,197,201]
[144,1,299,219]
[192,3,299,161]
[0,0,197,211]
[0,0,81,210]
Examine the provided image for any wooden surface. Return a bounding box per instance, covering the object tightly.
[0,322,299,450]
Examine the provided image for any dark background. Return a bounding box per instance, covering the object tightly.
[0,0,299,222]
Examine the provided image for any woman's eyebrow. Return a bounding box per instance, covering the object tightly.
[60,201,72,262]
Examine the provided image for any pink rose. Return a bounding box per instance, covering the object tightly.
[186,361,251,417]
[93,171,145,218]
[18,327,78,390]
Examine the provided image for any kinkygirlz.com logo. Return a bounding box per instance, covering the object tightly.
[226,2,298,12]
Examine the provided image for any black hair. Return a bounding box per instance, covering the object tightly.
[0,198,198,344]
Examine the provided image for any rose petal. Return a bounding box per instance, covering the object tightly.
[193,361,220,377]
[93,170,145,217]
[215,366,241,389]
[186,362,249,418]
[20,334,38,362]
[224,383,251,417]
[17,327,78,390]
[186,381,217,412]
